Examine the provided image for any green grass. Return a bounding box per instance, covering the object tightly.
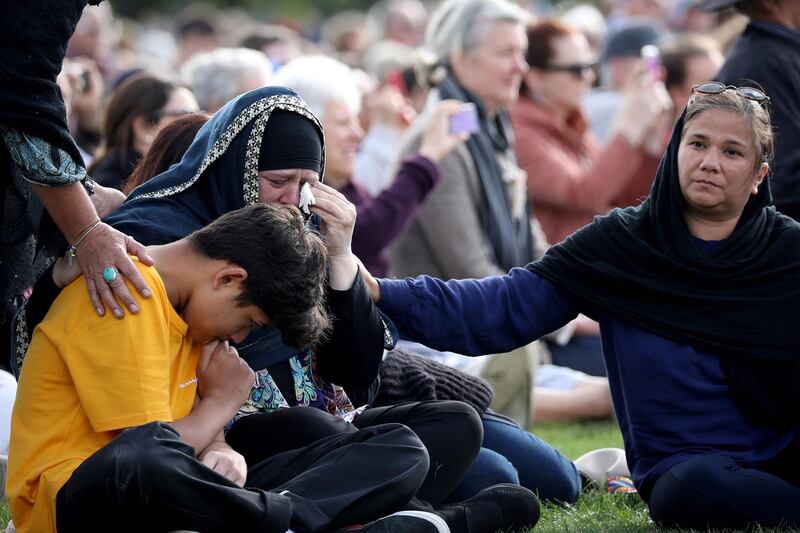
[530,419,798,533]
[532,419,624,460]
[0,420,795,532]
[0,503,8,529]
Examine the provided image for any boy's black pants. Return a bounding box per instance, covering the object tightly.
[56,421,429,533]
[227,402,484,506]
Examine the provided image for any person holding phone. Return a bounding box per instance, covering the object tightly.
[511,19,671,246]
[387,0,584,505]
[364,82,800,531]
[509,19,671,381]
[273,55,469,277]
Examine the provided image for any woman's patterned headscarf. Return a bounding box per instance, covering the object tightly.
[106,86,325,245]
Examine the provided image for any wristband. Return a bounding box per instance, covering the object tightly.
[66,220,102,265]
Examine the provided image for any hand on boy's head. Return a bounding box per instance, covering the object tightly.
[197,341,254,409]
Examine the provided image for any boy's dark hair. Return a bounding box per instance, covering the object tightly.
[190,203,330,348]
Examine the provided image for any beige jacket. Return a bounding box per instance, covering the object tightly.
[389,103,546,280]
[387,98,548,427]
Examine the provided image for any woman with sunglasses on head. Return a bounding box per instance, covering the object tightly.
[365,82,800,530]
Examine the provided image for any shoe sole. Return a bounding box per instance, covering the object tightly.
[385,511,450,533]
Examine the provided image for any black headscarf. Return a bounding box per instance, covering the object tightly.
[528,108,800,428]
[258,109,322,172]
[437,74,534,271]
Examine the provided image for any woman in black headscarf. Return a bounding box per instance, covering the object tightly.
[366,82,800,530]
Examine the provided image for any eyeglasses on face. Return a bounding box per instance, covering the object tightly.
[542,62,596,77]
[691,81,770,106]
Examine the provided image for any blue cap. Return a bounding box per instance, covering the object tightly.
[601,23,661,63]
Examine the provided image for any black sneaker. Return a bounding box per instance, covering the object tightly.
[436,484,540,533]
[360,510,451,533]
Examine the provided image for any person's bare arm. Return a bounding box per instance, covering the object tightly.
[171,341,254,455]
[310,184,359,290]
[359,258,381,303]
[33,181,98,244]
[199,430,248,486]
[33,181,154,317]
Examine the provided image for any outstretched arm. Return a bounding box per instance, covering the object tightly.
[374,268,580,356]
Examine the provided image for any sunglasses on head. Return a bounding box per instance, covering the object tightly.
[691,81,770,106]
[542,62,596,77]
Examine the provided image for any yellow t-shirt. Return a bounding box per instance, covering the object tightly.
[7,262,201,533]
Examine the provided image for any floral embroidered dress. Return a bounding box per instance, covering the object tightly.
[230,349,363,431]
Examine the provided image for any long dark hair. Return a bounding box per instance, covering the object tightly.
[88,72,186,176]
[123,112,210,195]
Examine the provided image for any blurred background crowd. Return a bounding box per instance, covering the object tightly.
[61,0,743,185]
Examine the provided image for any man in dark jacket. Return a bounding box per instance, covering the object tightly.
[699,0,800,220]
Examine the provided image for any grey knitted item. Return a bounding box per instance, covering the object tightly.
[375,349,494,415]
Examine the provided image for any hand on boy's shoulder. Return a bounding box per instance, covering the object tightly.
[47,259,168,333]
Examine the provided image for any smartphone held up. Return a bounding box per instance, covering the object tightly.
[449,103,480,136]
[641,45,661,81]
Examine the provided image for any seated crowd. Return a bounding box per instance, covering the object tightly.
[0,0,797,532]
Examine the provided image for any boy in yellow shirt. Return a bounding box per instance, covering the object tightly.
[7,204,434,533]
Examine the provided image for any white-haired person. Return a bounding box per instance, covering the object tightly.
[181,47,273,113]
[272,55,467,278]
[386,0,547,434]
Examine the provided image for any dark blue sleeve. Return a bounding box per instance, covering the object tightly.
[377,267,580,355]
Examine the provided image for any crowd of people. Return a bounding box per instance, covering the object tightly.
[0,0,798,531]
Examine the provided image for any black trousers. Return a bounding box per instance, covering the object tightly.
[227,401,483,505]
[648,452,800,530]
[56,420,429,533]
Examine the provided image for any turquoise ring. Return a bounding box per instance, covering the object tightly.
[102,267,118,283]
